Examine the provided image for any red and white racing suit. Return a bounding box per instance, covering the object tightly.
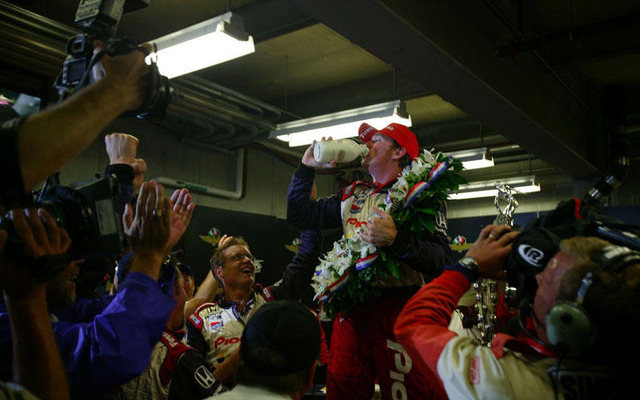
[394,269,618,400]
[186,229,329,368]
[287,165,451,400]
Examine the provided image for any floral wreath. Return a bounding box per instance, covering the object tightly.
[312,149,466,319]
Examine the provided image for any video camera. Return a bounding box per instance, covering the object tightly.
[55,0,174,119]
[0,173,127,282]
[503,197,640,303]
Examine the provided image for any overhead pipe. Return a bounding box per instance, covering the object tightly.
[155,148,245,200]
[174,75,283,121]
[175,90,275,132]
[168,99,268,147]
[168,102,239,141]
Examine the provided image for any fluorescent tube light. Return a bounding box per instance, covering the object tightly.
[270,100,412,147]
[449,176,540,200]
[448,147,494,170]
[148,12,255,79]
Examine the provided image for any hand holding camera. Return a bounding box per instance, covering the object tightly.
[466,224,520,281]
[0,208,71,297]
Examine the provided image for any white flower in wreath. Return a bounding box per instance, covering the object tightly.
[347,232,376,258]
[423,148,436,165]
[336,254,352,276]
[395,175,409,194]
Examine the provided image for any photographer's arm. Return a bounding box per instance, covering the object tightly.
[18,44,151,191]
[1,209,71,400]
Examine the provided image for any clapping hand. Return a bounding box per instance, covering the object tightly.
[123,181,172,267]
[166,188,195,254]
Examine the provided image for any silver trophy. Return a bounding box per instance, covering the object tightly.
[473,182,520,345]
[493,182,519,226]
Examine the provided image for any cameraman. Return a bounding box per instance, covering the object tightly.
[0,181,179,397]
[1,208,71,400]
[0,41,151,207]
[394,224,638,399]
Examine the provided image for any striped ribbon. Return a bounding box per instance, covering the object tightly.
[319,271,350,302]
[404,158,451,209]
[355,253,378,271]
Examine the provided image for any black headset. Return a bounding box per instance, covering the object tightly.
[545,245,640,356]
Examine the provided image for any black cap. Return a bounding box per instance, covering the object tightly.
[241,300,321,375]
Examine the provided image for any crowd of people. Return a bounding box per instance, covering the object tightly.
[0,38,637,400]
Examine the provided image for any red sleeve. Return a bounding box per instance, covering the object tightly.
[394,270,470,371]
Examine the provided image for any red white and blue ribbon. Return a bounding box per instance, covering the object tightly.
[319,271,350,302]
[355,254,378,271]
[404,181,428,209]
[404,158,452,209]
[427,158,451,182]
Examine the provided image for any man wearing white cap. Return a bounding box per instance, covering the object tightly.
[287,123,451,400]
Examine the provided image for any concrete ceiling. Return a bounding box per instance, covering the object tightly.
[2,0,640,190]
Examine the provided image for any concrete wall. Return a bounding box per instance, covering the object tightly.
[55,117,337,219]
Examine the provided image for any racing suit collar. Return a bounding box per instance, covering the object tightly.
[371,178,397,195]
[216,284,263,315]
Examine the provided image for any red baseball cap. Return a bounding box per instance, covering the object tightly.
[358,123,419,160]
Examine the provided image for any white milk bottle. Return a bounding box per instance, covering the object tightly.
[313,139,368,163]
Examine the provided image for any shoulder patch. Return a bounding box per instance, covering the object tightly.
[188,313,203,330]
[260,287,275,301]
[342,180,371,201]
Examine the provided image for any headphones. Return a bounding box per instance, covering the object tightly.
[545,245,640,355]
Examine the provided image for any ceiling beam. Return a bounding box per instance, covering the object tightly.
[289,0,604,178]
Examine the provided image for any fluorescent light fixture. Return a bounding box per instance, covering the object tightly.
[270,100,412,147]
[448,147,494,170]
[148,11,255,79]
[449,176,540,200]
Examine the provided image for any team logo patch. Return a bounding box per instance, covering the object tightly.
[350,198,366,214]
[208,314,224,331]
[518,244,545,267]
[194,365,216,388]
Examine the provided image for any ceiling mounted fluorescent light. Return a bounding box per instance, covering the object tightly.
[149,11,255,79]
[270,100,412,147]
[448,147,494,170]
[449,175,540,200]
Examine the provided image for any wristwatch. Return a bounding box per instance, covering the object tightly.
[446,256,480,282]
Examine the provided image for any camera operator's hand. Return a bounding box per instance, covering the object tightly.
[92,41,152,111]
[466,224,520,280]
[1,208,71,400]
[0,209,71,300]
[105,132,139,165]
[123,181,172,280]
[302,137,338,170]
[166,188,195,254]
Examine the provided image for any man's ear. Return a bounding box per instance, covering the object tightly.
[391,146,407,160]
[214,266,223,281]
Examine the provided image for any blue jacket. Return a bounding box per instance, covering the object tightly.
[0,272,175,397]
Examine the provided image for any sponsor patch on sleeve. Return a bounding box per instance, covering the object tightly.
[188,313,203,330]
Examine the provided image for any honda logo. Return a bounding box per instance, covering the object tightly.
[194,365,216,388]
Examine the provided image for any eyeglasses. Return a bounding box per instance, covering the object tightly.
[223,253,256,264]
